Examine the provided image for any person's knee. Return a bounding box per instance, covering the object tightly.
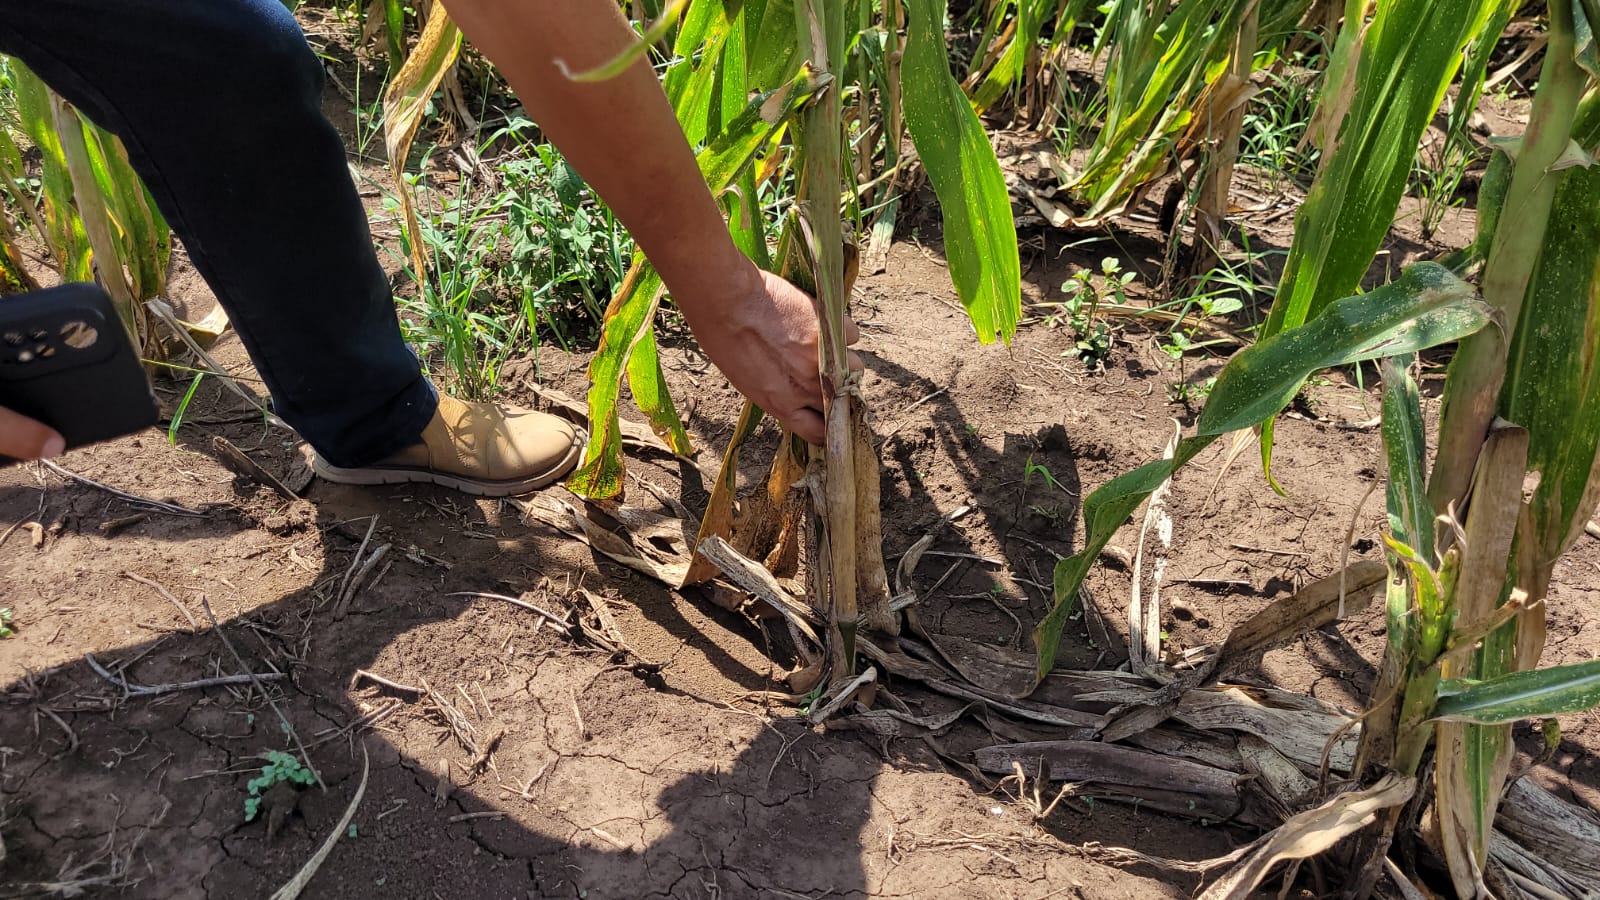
[208,0,324,103]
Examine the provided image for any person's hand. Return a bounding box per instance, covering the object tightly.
[0,407,64,460]
[680,266,863,446]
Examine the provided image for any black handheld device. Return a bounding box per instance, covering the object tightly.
[0,283,159,463]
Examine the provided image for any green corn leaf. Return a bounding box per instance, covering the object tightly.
[85,123,169,301]
[1434,659,1600,724]
[569,259,667,498]
[697,66,827,192]
[1429,0,1587,516]
[1381,356,1435,565]
[382,0,406,73]
[1261,0,1497,341]
[710,9,750,139]
[625,323,694,455]
[1035,264,1488,680]
[1451,0,1522,138]
[970,0,1056,111]
[673,0,726,56]
[745,0,801,91]
[903,0,1021,344]
[666,0,739,145]
[726,168,772,270]
[10,62,91,282]
[1499,161,1600,562]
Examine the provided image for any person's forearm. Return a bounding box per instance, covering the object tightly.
[440,0,756,311]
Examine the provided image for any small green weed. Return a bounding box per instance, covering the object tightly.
[390,124,634,400]
[243,751,316,823]
[1022,454,1072,527]
[0,607,14,638]
[1167,375,1217,407]
[1409,130,1480,241]
[1238,55,1320,185]
[1051,257,1133,370]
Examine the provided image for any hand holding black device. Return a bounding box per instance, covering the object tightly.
[0,283,159,464]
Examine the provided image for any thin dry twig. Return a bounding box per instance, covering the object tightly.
[334,542,390,618]
[447,811,506,823]
[336,517,378,606]
[120,572,198,630]
[307,700,404,751]
[84,652,284,697]
[351,669,423,696]
[447,591,572,627]
[268,745,368,900]
[40,460,203,517]
[423,681,478,754]
[199,597,326,791]
[570,690,589,741]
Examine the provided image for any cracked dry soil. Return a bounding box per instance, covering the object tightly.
[5,207,1600,900]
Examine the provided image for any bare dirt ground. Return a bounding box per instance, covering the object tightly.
[3,24,1597,900]
[4,221,1598,898]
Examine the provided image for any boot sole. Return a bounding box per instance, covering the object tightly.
[312,433,584,498]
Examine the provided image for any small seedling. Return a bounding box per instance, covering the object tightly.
[1052,257,1133,370]
[243,751,316,822]
[1167,375,1217,407]
[0,608,13,638]
[1023,455,1066,495]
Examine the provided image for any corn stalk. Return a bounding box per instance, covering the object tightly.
[0,59,170,355]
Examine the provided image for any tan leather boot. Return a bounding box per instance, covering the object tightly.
[313,395,583,497]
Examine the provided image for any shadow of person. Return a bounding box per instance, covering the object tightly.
[0,425,876,899]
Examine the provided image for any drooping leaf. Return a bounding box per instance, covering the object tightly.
[569,259,667,498]
[1065,0,1265,224]
[85,124,169,301]
[10,61,91,282]
[624,324,695,456]
[571,69,826,499]
[1037,264,1489,680]
[382,9,463,285]
[1433,658,1600,724]
[1257,0,1499,487]
[902,0,1021,344]
[557,0,690,83]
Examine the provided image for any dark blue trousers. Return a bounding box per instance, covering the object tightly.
[0,0,436,467]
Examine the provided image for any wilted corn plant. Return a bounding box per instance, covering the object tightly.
[376,0,1020,683]
[1036,0,1600,894]
[509,0,1023,687]
[0,58,171,354]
